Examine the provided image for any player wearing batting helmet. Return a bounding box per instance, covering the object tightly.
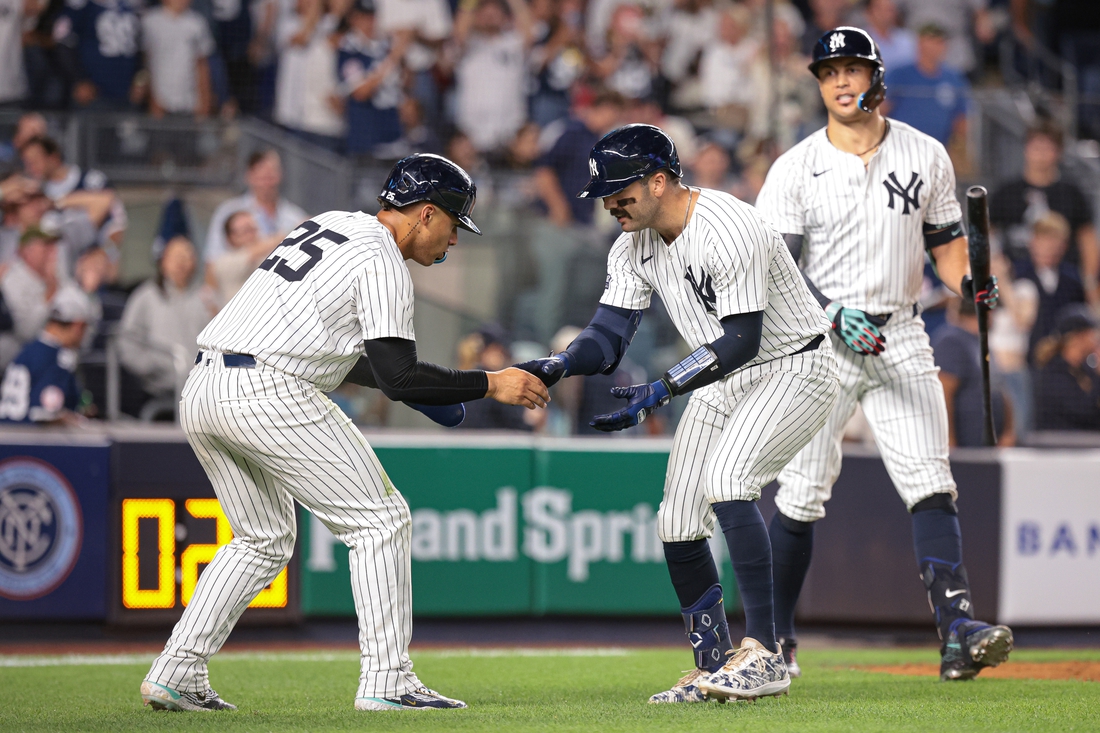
[755,26,1010,682]
[140,153,549,713]
[519,123,841,703]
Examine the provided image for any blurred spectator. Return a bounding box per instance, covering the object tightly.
[0,226,90,370]
[141,0,215,118]
[1014,212,1087,359]
[4,114,48,163]
[118,236,213,399]
[275,0,344,143]
[52,0,141,110]
[446,132,494,205]
[248,0,281,115]
[988,253,1038,437]
[0,180,111,277]
[211,0,257,114]
[660,0,718,112]
[883,24,969,148]
[800,0,850,57]
[932,296,1013,447]
[529,90,624,344]
[528,0,585,126]
[859,0,916,71]
[893,0,994,75]
[452,0,533,153]
[989,122,1099,297]
[590,3,661,103]
[1033,304,1100,431]
[698,3,758,132]
[456,327,534,430]
[745,4,819,153]
[0,288,93,425]
[729,150,772,205]
[0,174,44,261]
[375,97,444,158]
[687,140,735,193]
[203,150,307,262]
[623,96,697,165]
[1047,0,1100,141]
[23,0,69,110]
[375,0,451,123]
[20,135,127,251]
[206,210,281,305]
[337,0,405,157]
[0,0,26,105]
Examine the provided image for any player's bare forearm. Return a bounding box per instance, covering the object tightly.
[930,236,970,297]
[486,368,550,410]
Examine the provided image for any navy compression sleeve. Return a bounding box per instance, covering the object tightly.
[560,304,643,375]
[361,338,489,405]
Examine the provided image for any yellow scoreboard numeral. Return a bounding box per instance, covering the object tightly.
[121,499,176,609]
[180,498,289,609]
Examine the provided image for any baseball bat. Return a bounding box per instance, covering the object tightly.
[966,185,996,447]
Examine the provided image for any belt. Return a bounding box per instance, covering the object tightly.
[792,334,824,355]
[872,303,920,322]
[195,351,256,368]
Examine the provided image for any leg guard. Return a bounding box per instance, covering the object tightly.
[682,583,734,673]
[920,559,975,641]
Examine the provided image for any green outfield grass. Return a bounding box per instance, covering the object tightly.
[2,646,1098,732]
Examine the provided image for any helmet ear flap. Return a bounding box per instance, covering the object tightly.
[859,65,886,112]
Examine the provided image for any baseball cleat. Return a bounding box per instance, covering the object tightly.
[778,637,801,678]
[355,687,468,711]
[697,638,791,701]
[140,680,237,711]
[940,620,1014,681]
[648,669,723,704]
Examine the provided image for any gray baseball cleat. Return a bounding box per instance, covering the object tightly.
[140,680,238,711]
[648,669,724,704]
[697,638,791,701]
[778,637,801,678]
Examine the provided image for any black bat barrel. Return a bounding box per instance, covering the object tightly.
[966,185,996,447]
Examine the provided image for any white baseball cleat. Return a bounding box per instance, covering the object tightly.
[355,687,468,711]
[697,638,791,701]
[648,669,724,704]
[140,680,238,711]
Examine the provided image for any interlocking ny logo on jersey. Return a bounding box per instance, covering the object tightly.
[828,32,846,52]
[883,171,923,215]
[684,265,717,314]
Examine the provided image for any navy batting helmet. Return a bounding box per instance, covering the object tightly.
[808,26,886,113]
[378,153,481,235]
[577,124,682,200]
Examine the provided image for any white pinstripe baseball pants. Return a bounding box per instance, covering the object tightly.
[775,309,958,523]
[146,356,418,700]
[658,343,840,542]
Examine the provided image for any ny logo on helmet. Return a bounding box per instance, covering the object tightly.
[589,158,599,177]
[828,32,846,52]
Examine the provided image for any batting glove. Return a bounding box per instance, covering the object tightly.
[514,353,572,388]
[826,302,888,356]
[589,379,671,432]
[406,402,465,428]
[961,274,999,310]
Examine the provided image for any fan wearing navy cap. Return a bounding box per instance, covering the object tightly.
[0,288,92,425]
[140,153,548,713]
[518,123,840,703]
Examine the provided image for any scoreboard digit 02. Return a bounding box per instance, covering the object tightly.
[108,440,299,625]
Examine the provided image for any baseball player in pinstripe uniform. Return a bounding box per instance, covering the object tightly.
[140,154,549,713]
[518,124,840,703]
[754,27,1012,682]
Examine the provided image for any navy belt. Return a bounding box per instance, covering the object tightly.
[792,334,824,355]
[873,303,920,322]
[195,351,256,368]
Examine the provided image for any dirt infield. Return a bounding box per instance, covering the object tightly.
[861,662,1100,681]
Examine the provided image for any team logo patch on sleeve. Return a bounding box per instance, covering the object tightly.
[0,458,83,600]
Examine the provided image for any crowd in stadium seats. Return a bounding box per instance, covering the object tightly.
[0,0,1097,434]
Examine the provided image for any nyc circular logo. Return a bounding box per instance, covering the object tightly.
[0,458,83,600]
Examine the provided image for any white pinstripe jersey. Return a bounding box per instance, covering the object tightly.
[599,188,830,369]
[755,119,962,314]
[198,210,415,392]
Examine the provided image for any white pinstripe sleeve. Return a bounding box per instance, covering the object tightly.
[925,141,963,228]
[755,149,806,235]
[708,221,769,317]
[356,252,416,341]
[599,232,653,310]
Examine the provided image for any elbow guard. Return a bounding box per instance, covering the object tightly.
[573,307,643,374]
